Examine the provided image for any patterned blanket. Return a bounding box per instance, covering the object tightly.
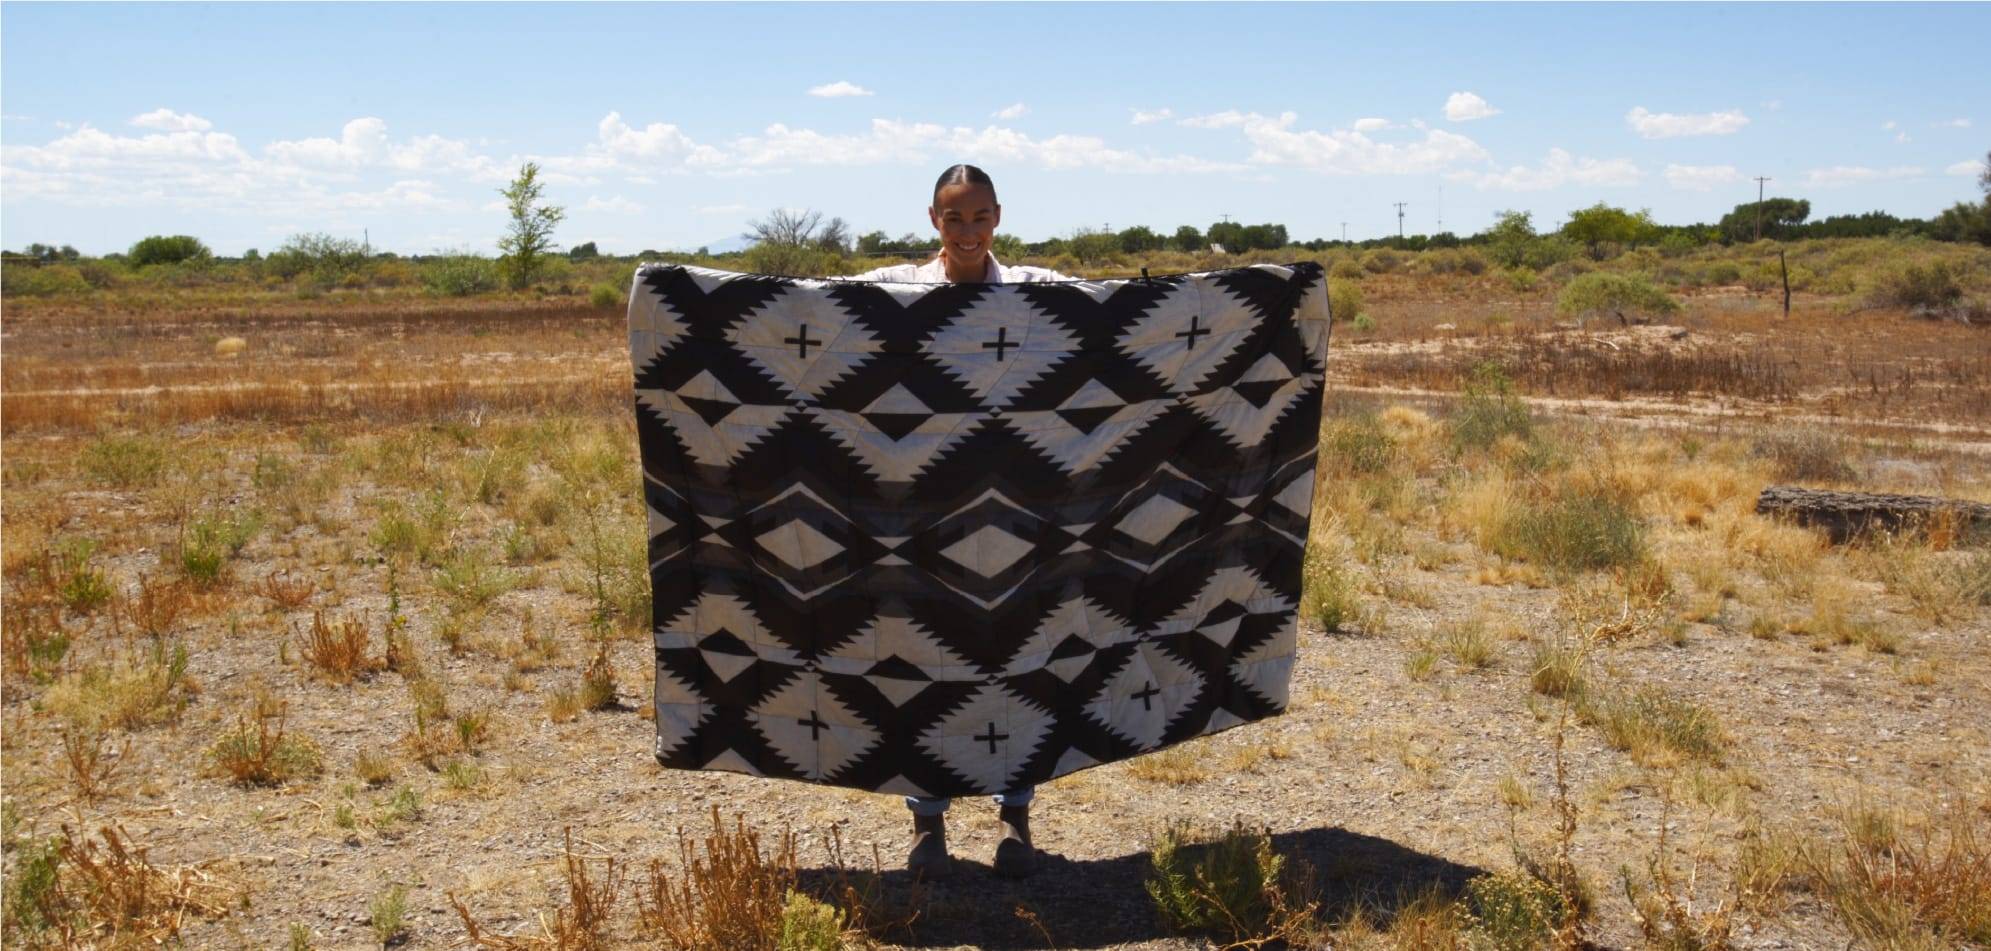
[627,261,1331,797]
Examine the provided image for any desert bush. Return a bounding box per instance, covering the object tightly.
[207,692,322,786]
[1464,870,1575,951]
[127,235,211,268]
[1449,362,1535,454]
[1,264,94,298]
[43,642,192,732]
[1491,488,1648,575]
[1579,684,1726,767]
[301,610,381,683]
[1147,820,1312,945]
[1424,247,1489,276]
[422,255,499,297]
[635,807,802,950]
[1748,428,1858,483]
[0,825,235,947]
[1328,279,1363,323]
[1329,257,1365,281]
[1864,259,1976,320]
[1554,272,1680,325]
[80,434,169,488]
[1360,248,1403,274]
[590,281,623,309]
[1789,800,1991,947]
[1501,266,1539,292]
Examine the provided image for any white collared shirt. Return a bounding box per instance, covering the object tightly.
[843,252,1077,284]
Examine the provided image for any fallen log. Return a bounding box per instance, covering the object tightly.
[1754,485,1991,544]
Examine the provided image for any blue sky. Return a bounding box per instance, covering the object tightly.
[3,2,1986,256]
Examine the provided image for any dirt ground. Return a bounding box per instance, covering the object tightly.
[3,291,1988,949]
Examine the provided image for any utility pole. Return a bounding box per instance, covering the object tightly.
[363,228,370,255]
[1393,202,1408,240]
[1436,185,1443,234]
[1753,176,1771,241]
[1340,221,1348,242]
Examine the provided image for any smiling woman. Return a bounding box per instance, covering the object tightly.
[843,164,1077,285]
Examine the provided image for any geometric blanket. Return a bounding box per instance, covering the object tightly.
[626,261,1332,796]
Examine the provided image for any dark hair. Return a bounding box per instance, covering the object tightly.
[932,164,997,206]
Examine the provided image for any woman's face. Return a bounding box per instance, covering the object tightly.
[929,182,1001,272]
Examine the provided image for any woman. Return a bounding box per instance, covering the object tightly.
[847,164,1078,879]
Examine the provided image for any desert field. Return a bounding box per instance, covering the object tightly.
[3,241,1989,950]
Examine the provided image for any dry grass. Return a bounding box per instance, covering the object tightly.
[206,691,323,787]
[1784,799,1991,948]
[300,609,381,683]
[0,824,238,948]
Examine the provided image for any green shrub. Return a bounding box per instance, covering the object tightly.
[1327,280,1362,323]
[1501,267,1539,292]
[1,263,93,297]
[589,282,623,309]
[422,255,499,296]
[776,890,848,951]
[1492,489,1648,574]
[1351,314,1376,332]
[1146,820,1284,943]
[1866,260,1971,318]
[1450,363,1534,453]
[1329,257,1365,281]
[80,433,169,488]
[1301,542,1369,634]
[1360,248,1403,274]
[1466,870,1574,951]
[743,243,829,277]
[1554,272,1680,325]
[127,235,211,267]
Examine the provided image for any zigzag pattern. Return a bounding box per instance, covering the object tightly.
[628,262,1332,796]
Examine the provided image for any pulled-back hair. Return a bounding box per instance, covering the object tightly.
[932,164,997,206]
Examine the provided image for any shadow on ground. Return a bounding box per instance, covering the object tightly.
[797,825,1483,949]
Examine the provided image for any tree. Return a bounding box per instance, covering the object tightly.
[127,235,211,267]
[568,241,600,261]
[1173,225,1204,252]
[744,208,832,276]
[267,233,369,284]
[747,208,823,247]
[1116,225,1161,254]
[1717,198,1809,243]
[1560,203,1659,257]
[814,217,851,255]
[496,161,565,290]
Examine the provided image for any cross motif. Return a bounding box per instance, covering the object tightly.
[982,327,1016,361]
[799,710,829,740]
[1133,682,1161,711]
[785,324,820,359]
[976,721,1009,754]
[1176,315,1209,350]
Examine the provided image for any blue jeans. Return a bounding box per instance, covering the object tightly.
[905,786,1035,816]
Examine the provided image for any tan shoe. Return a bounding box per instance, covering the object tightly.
[993,805,1035,879]
[907,812,951,880]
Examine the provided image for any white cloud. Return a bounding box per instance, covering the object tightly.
[1130,108,1173,125]
[582,195,642,214]
[1882,120,1898,130]
[1803,165,1924,187]
[1944,159,1985,176]
[1663,163,1742,191]
[807,81,873,98]
[722,118,1240,174]
[1352,117,1393,132]
[1179,110,1251,129]
[130,108,213,132]
[1443,92,1500,122]
[1625,106,1750,139]
[1895,131,1911,144]
[1194,111,1489,175]
[993,102,1028,120]
[1448,147,1641,191]
[1936,118,1973,129]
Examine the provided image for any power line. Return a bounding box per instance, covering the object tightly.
[1393,202,1408,240]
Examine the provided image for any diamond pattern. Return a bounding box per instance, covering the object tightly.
[629,261,1329,796]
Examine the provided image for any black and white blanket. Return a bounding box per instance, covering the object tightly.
[627,261,1331,797]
